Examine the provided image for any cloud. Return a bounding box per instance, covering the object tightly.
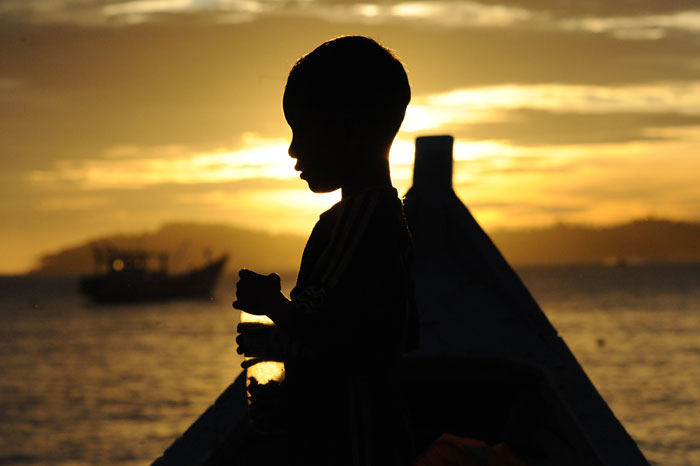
[102,0,206,17]
[4,0,698,32]
[3,13,700,173]
[447,109,700,146]
[99,0,542,28]
[1,0,698,64]
[0,78,23,91]
[409,83,700,120]
[0,19,296,168]
[307,1,542,28]
[463,0,698,19]
[174,185,340,218]
[26,133,415,196]
[394,28,700,93]
[559,10,700,40]
[402,83,700,143]
[0,0,542,27]
[100,0,273,24]
[38,195,109,211]
[450,136,700,228]
[462,156,575,175]
[28,135,295,189]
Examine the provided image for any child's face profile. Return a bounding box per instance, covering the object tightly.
[283,94,348,194]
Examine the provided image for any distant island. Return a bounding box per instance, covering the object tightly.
[489,218,700,266]
[32,223,306,276]
[31,218,700,276]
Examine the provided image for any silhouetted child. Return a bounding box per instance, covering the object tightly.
[234,36,418,466]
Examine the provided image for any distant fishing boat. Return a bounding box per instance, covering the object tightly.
[151,136,649,466]
[79,248,227,303]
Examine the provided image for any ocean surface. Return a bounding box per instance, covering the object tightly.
[0,264,699,466]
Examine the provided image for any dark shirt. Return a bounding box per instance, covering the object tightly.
[283,186,418,466]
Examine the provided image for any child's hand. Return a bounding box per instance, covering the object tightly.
[236,323,284,364]
[233,269,284,316]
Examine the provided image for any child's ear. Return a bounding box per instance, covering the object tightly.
[339,114,365,142]
[327,112,357,145]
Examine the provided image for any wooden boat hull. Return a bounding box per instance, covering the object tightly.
[151,356,604,466]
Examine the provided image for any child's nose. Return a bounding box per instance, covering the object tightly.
[288,139,298,159]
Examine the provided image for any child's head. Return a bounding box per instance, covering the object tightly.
[283,36,410,193]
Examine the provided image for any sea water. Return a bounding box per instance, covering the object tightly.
[0,264,698,466]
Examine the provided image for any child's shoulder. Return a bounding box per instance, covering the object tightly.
[314,187,402,243]
[317,187,405,251]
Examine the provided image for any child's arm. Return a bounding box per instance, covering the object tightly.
[234,255,411,364]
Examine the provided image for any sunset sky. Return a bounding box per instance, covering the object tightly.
[2,0,700,273]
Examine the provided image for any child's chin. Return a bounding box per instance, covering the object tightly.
[306,180,340,194]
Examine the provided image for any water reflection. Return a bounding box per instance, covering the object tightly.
[0,267,699,466]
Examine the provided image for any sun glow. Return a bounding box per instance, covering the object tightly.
[26,91,700,240]
[30,134,295,189]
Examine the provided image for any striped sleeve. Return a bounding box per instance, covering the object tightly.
[300,190,382,306]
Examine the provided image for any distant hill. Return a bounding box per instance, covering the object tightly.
[33,223,307,276]
[490,218,700,266]
[31,218,700,276]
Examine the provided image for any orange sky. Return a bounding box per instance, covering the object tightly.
[2,1,700,273]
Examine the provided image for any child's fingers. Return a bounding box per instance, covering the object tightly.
[241,357,263,369]
[267,273,281,289]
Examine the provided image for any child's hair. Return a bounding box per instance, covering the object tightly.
[284,36,411,148]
